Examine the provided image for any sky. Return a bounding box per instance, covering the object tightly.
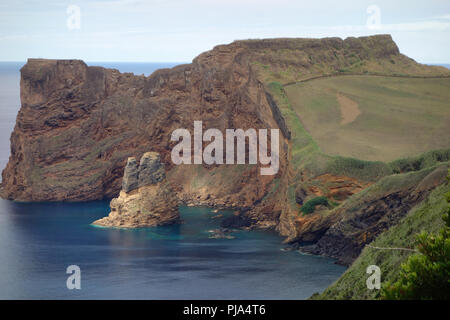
[0,0,449,63]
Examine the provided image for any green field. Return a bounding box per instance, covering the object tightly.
[285,76,450,162]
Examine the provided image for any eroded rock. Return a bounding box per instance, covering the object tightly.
[92,152,180,228]
[138,152,165,187]
[122,157,138,193]
[295,165,449,265]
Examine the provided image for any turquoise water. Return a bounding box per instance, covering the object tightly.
[0,201,346,299]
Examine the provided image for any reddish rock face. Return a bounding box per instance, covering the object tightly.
[0,46,287,205]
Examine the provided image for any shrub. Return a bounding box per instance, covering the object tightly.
[301,196,329,214]
[381,171,450,300]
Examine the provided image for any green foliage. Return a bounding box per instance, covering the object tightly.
[284,76,450,164]
[325,156,391,182]
[314,177,449,300]
[389,149,450,174]
[269,79,450,183]
[301,196,329,214]
[381,171,450,300]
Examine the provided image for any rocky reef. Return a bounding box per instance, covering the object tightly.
[92,152,180,228]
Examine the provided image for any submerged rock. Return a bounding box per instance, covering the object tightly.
[92,152,180,228]
[221,213,253,229]
[208,228,235,239]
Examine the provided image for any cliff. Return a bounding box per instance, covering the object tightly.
[1,34,449,240]
[92,152,179,228]
[1,52,285,207]
[294,164,449,265]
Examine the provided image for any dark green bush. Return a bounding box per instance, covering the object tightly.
[381,171,450,300]
[301,196,329,214]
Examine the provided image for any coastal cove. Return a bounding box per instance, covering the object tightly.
[0,200,345,299]
[1,56,448,300]
[0,61,346,300]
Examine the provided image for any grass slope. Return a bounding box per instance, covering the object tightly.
[313,180,450,300]
[267,79,450,210]
[267,81,450,182]
[285,76,450,162]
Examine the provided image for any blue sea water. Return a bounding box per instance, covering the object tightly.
[0,62,21,175]
[86,62,183,76]
[0,202,346,299]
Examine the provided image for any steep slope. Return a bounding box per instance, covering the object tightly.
[313,177,450,299]
[294,163,449,265]
[1,55,286,206]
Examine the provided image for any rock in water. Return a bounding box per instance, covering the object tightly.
[92,152,180,228]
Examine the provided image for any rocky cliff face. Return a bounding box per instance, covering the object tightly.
[1,35,448,239]
[92,152,179,228]
[293,164,449,265]
[1,52,286,207]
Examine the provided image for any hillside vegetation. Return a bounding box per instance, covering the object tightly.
[284,76,450,162]
[256,37,450,277]
[313,180,449,299]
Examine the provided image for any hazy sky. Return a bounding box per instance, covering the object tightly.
[1,0,449,63]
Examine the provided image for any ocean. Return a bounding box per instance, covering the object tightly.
[0,203,345,299]
[2,60,417,299]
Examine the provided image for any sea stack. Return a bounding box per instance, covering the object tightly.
[92,152,180,228]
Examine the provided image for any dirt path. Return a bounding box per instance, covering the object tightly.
[336,93,361,125]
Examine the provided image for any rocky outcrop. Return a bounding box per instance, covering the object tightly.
[122,157,138,192]
[0,53,285,206]
[138,152,165,187]
[92,152,180,228]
